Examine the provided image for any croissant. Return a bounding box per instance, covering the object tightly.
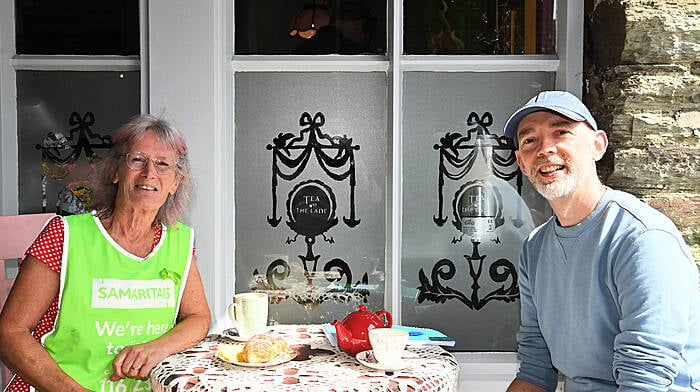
[240,334,289,363]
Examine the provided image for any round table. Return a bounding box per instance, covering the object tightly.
[150,324,459,392]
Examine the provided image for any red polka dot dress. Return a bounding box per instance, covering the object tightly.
[6,215,164,392]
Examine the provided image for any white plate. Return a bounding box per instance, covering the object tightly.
[226,335,250,342]
[217,344,297,368]
[355,350,411,371]
[222,328,251,342]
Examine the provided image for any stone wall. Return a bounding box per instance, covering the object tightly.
[584,0,700,264]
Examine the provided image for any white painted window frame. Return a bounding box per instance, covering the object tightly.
[0,0,148,215]
[0,1,580,389]
[228,2,580,390]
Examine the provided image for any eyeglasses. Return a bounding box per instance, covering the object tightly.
[122,152,176,176]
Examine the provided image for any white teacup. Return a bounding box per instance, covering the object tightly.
[369,327,409,365]
[227,292,268,340]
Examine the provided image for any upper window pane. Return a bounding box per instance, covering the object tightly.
[404,0,555,55]
[15,0,139,55]
[235,0,387,55]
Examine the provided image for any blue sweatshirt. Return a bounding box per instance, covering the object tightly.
[516,189,700,391]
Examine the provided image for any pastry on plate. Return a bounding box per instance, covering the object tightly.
[239,334,289,363]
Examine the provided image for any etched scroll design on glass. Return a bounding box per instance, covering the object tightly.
[418,111,523,310]
[256,112,368,309]
[417,241,519,310]
[34,111,112,214]
[433,112,520,228]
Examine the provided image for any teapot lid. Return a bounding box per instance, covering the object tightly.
[345,304,376,322]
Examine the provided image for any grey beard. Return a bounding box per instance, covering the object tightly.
[530,173,577,200]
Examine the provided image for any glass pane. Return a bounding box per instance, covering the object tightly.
[401,71,554,351]
[235,72,387,325]
[404,0,556,55]
[15,0,139,55]
[17,71,140,214]
[235,0,387,55]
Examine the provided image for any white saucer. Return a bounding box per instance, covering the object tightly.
[355,350,411,371]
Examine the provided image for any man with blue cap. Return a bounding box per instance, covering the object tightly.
[504,91,700,392]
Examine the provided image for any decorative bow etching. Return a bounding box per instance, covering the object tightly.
[36,111,112,165]
[34,111,112,213]
[267,112,360,228]
[257,112,368,309]
[433,112,519,227]
[418,111,523,310]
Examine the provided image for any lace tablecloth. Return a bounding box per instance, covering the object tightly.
[150,324,459,392]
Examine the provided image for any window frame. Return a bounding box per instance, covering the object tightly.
[0,0,581,388]
[230,0,582,324]
[229,2,579,387]
[0,0,148,214]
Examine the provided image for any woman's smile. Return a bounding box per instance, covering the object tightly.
[116,131,181,211]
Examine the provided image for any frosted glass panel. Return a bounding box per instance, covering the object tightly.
[235,72,387,325]
[17,71,140,214]
[402,72,554,351]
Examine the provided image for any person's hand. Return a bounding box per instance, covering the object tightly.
[109,342,164,381]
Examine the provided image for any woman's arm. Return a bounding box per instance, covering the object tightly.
[0,256,91,392]
[110,256,211,380]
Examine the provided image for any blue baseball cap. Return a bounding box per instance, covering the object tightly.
[503,91,598,147]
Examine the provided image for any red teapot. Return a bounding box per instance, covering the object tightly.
[332,305,392,355]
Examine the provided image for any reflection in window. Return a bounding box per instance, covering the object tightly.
[15,0,139,55]
[401,72,553,350]
[235,0,387,55]
[17,71,140,215]
[404,0,555,55]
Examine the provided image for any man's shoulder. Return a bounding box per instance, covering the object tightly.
[603,189,677,232]
[523,217,556,247]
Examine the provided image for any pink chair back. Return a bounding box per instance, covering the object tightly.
[0,213,55,389]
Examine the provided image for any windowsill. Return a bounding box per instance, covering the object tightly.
[12,54,140,71]
[454,352,519,390]
[455,353,565,392]
[230,54,560,72]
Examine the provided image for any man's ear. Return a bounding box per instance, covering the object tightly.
[593,130,608,161]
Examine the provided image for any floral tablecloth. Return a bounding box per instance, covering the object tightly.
[150,324,459,392]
